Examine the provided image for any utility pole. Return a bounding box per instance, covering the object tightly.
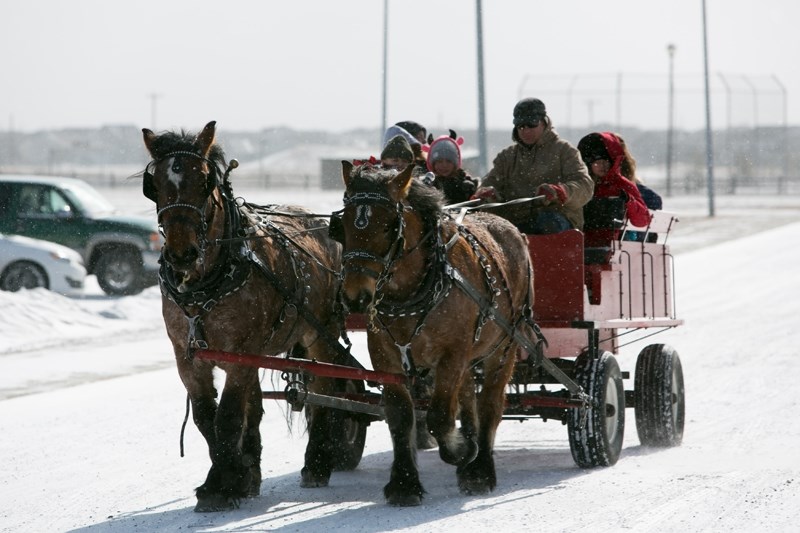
[149,93,162,130]
[381,0,388,146]
[701,0,715,216]
[666,44,676,197]
[475,0,488,175]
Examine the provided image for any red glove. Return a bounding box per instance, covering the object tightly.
[537,183,568,205]
[470,186,497,201]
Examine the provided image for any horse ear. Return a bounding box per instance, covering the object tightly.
[388,164,414,201]
[196,121,217,157]
[341,160,354,188]
[142,128,157,157]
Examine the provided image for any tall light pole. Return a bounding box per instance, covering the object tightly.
[475,0,488,175]
[381,0,389,146]
[701,0,715,217]
[666,44,676,197]
[148,93,161,130]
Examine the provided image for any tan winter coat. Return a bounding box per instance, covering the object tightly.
[481,128,594,229]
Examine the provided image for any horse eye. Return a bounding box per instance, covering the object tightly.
[171,161,183,173]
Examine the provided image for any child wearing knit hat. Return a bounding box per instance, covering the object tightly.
[426,130,478,204]
[380,134,415,170]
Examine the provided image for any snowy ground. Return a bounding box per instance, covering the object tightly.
[1,189,799,532]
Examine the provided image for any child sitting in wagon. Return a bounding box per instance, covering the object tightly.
[424,130,478,204]
[578,132,654,244]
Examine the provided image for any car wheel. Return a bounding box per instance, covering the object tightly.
[0,261,49,291]
[94,248,144,296]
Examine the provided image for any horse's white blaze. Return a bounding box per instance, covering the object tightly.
[167,158,183,191]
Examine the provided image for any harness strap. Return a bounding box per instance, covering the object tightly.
[247,250,361,368]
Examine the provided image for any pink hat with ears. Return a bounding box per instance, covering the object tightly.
[426,131,464,172]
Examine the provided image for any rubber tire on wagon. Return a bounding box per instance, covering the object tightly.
[329,378,368,471]
[94,247,144,296]
[568,350,625,468]
[634,344,685,447]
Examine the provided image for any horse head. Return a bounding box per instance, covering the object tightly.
[142,121,229,290]
[338,161,442,314]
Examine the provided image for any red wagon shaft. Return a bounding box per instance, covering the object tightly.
[194,348,407,386]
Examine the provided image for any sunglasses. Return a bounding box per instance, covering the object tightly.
[517,120,541,130]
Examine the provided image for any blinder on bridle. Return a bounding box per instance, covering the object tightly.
[142,150,220,205]
[328,210,345,244]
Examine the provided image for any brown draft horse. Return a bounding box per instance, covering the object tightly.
[142,121,348,512]
[336,161,537,505]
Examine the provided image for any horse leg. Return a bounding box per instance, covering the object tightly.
[175,358,221,491]
[195,366,259,512]
[297,340,341,487]
[457,346,516,495]
[242,372,264,497]
[428,354,477,467]
[456,372,479,448]
[412,372,438,449]
[300,375,337,488]
[382,382,425,506]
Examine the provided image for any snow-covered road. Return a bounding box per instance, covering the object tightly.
[1,193,799,532]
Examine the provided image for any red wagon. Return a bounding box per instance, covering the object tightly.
[197,197,685,469]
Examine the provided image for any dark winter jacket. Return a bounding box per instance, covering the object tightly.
[481,128,594,229]
[430,169,478,204]
[637,183,663,210]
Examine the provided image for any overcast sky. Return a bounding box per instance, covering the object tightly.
[2,0,797,134]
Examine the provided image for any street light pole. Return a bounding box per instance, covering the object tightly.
[148,93,161,130]
[381,0,389,146]
[701,0,715,217]
[666,44,675,197]
[475,0,488,175]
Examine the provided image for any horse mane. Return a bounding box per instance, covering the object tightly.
[147,129,227,173]
[146,129,230,192]
[350,164,445,226]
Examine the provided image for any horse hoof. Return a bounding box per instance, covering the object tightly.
[194,494,240,513]
[438,435,478,466]
[458,479,492,495]
[248,468,262,497]
[300,467,330,488]
[416,431,438,450]
[387,494,422,507]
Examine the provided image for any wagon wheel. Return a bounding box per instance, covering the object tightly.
[634,344,685,447]
[567,350,625,468]
[329,378,368,471]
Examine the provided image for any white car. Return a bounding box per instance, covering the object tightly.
[0,233,87,296]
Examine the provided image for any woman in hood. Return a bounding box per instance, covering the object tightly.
[577,131,653,228]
